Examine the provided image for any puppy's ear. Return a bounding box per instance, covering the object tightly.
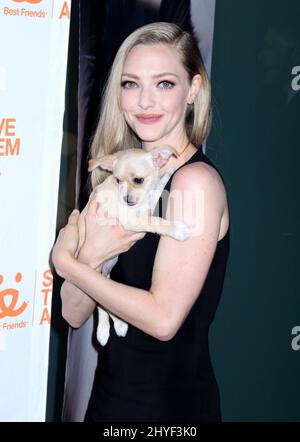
[149,145,179,168]
[88,154,117,172]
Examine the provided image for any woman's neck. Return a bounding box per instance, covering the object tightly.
[159,143,198,177]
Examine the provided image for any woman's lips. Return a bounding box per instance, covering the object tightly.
[135,114,163,124]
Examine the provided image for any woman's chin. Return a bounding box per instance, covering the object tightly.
[134,130,165,144]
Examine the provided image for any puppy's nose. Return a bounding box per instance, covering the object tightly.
[123,195,136,206]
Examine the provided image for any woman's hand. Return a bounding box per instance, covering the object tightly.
[51,209,80,278]
[78,196,145,269]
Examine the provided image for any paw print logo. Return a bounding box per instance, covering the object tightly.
[0,273,28,319]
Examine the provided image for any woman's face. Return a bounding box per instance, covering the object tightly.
[120,43,200,147]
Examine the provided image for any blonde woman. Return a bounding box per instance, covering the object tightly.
[52,22,230,422]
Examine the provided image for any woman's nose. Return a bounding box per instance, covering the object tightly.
[138,87,155,109]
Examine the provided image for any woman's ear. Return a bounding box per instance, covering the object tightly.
[187,74,202,104]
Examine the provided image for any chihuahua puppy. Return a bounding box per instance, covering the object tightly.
[76,145,190,346]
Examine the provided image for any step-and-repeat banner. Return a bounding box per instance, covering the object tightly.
[0,0,71,421]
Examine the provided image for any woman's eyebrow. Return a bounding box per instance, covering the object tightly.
[121,72,179,79]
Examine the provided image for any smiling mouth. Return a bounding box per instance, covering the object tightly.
[135,114,163,124]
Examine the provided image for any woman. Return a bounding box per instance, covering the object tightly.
[52,22,230,422]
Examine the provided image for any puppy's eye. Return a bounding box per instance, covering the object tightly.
[133,177,144,185]
[115,177,120,184]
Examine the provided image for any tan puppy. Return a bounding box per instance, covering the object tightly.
[77,145,190,345]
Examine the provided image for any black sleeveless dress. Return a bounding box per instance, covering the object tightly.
[86,146,230,422]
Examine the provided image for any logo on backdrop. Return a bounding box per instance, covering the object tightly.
[0,273,28,319]
[0,117,20,157]
[39,268,52,326]
[2,0,70,19]
[12,0,42,4]
[0,269,53,333]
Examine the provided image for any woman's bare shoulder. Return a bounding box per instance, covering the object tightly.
[172,160,226,197]
[171,161,229,240]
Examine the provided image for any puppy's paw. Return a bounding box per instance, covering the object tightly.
[97,323,110,346]
[113,319,128,337]
[172,221,191,241]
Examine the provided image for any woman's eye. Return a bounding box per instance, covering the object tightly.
[121,81,137,89]
[158,80,175,89]
[133,177,144,185]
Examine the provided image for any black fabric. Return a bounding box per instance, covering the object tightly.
[85,146,230,422]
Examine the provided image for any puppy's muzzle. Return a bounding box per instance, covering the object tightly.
[123,195,137,206]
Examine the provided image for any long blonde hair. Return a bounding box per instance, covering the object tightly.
[90,22,211,188]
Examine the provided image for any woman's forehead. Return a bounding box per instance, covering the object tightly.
[123,43,184,74]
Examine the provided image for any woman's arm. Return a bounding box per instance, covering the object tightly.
[60,249,102,327]
[53,162,228,340]
[55,210,145,328]
[60,280,96,328]
[149,162,229,339]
